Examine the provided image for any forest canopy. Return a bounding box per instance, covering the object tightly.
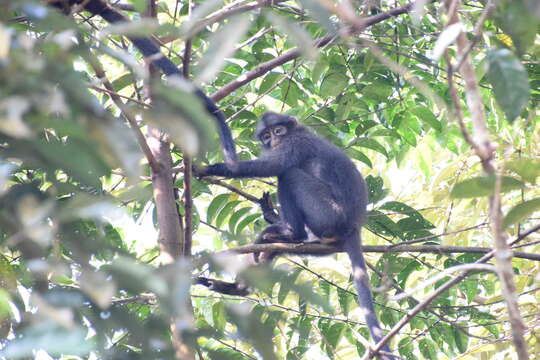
[0,0,539,359]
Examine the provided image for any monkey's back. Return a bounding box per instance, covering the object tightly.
[292,127,368,229]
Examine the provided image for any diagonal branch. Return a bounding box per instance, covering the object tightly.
[210,1,419,102]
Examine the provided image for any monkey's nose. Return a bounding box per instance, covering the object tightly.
[270,137,280,148]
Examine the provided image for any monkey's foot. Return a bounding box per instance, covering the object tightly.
[320,236,338,244]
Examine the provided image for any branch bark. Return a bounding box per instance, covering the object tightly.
[216,242,540,262]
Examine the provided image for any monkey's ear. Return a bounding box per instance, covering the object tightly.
[286,116,298,125]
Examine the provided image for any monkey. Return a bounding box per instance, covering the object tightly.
[40,2,393,357]
[43,0,237,167]
[196,112,394,359]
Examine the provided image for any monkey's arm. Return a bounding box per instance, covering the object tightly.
[198,158,289,178]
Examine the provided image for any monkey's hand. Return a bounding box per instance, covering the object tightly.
[192,164,209,178]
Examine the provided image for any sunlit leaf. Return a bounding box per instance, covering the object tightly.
[503,197,540,228]
[265,12,318,61]
[207,193,230,224]
[506,158,540,183]
[451,175,524,198]
[0,323,94,358]
[195,14,251,84]
[410,105,442,132]
[320,72,348,97]
[259,72,283,94]
[297,0,338,34]
[353,137,388,157]
[486,49,530,122]
[280,79,302,106]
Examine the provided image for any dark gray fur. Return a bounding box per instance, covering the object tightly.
[200,112,393,358]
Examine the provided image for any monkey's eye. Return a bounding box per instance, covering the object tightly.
[261,132,272,143]
[273,125,287,136]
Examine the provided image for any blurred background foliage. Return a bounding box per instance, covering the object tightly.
[0,0,539,359]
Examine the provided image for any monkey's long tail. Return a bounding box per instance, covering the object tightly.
[55,0,237,166]
[343,229,394,359]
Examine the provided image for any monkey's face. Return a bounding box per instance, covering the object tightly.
[260,125,288,149]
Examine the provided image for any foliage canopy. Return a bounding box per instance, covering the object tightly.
[0,0,539,359]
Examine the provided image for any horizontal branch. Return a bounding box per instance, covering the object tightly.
[220,243,540,262]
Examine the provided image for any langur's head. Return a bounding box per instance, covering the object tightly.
[255,112,298,149]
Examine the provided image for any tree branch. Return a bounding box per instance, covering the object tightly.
[216,243,540,262]
[85,52,159,172]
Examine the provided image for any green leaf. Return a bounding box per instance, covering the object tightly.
[207,193,230,224]
[259,72,283,94]
[0,323,94,358]
[453,326,468,353]
[215,200,240,229]
[336,93,355,121]
[362,83,393,102]
[179,0,225,38]
[229,207,252,234]
[322,323,345,352]
[212,302,226,332]
[336,288,353,316]
[506,158,540,183]
[397,336,414,358]
[354,137,388,157]
[207,347,248,360]
[366,211,402,238]
[101,18,161,37]
[494,0,539,55]
[410,105,442,132]
[195,14,251,84]
[320,72,348,97]
[236,213,261,233]
[148,82,215,156]
[111,73,134,92]
[265,12,317,61]
[34,137,109,189]
[355,120,378,136]
[346,148,373,168]
[419,338,438,359]
[311,57,329,84]
[486,49,530,122]
[450,175,524,198]
[460,279,480,303]
[365,175,387,204]
[297,0,338,34]
[503,197,540,228]
[277,269,301,303]
[127,0,147,14]
[280,79,302,106]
